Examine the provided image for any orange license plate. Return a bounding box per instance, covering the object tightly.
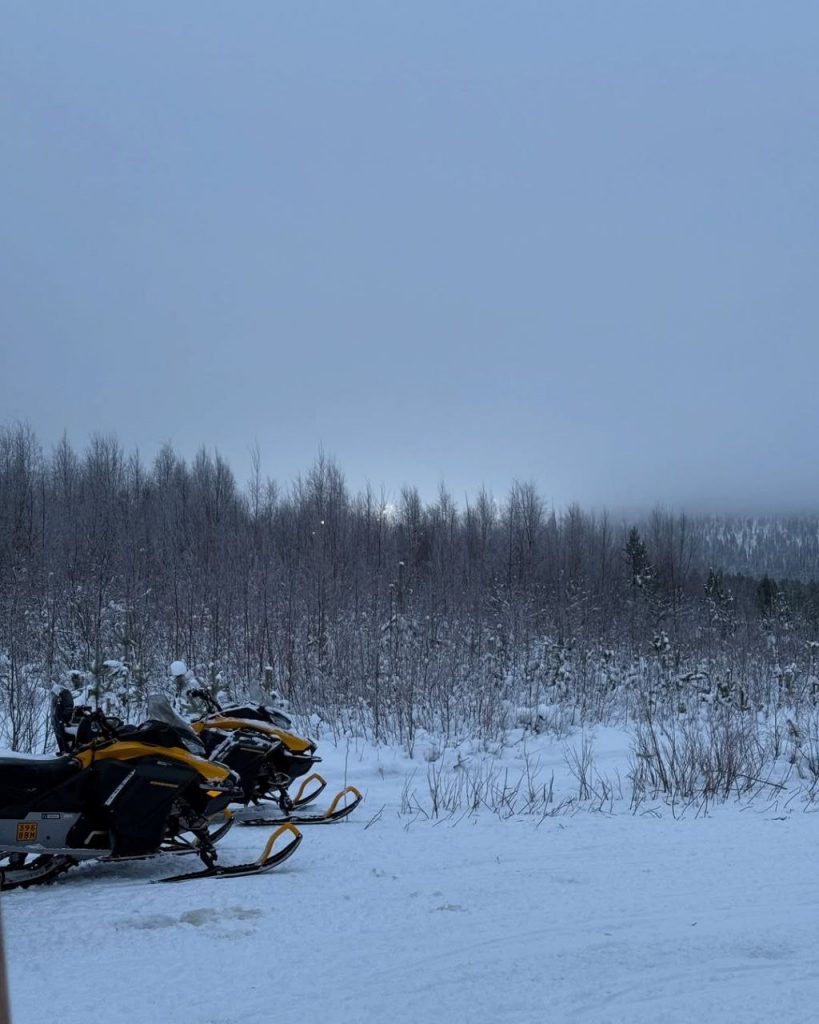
[16,823,38,842]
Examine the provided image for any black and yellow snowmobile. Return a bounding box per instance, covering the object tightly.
[0,696,301,892]
[187,688,362,826]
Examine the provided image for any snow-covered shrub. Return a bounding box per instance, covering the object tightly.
[0,653,49,751]
[629,705,771,805]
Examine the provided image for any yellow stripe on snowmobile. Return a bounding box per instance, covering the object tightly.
[273,727,314,754]
[192,717,280,737]
[73,741,231,783]
[192,717,314,753]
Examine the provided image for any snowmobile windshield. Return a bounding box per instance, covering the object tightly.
[246,684,292,727]
[144,695,205,755]
[247,682,272,705]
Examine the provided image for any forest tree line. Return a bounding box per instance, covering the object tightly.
[2,423,819,748]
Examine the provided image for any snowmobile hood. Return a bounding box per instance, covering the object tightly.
[271,726,316,754]
[191,716,315,753]
[73,740,232,783]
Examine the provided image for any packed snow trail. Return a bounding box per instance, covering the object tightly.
[4,737,819,1024]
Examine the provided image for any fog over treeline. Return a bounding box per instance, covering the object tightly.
[2,423,819,749]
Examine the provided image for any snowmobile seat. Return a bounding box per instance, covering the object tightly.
[0,755,81,798]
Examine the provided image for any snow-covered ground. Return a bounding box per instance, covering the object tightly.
[5,727,819,1024]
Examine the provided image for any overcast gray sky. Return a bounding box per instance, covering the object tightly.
[2,2,818,512]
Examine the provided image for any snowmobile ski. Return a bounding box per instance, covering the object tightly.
[157,823,303,882]
[239,785,363,826]
[289,771,327,809]
[162,809,235,852]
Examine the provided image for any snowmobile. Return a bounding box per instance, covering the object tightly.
[0,695,301,892]
[187,687,362,826]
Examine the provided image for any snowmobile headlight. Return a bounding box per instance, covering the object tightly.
[201,771,239,795]
[219,768,243,793]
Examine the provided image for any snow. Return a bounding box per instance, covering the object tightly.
[5,729,819,1024]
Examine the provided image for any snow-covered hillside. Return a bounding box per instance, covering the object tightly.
[5,728,819,1024]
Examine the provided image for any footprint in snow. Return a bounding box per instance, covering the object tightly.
[370,868,397,879]
[120,914,177,931]
[181,907,263,926]
[120,906,262,930]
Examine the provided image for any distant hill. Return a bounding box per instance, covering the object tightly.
[685,515,819,582]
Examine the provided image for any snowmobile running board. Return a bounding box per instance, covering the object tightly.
[240,786,363,826]
[158,823,303,883]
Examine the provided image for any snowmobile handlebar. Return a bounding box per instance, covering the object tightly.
[188,688,223,714]
[67,705,124,745]
[89,709,121,740]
